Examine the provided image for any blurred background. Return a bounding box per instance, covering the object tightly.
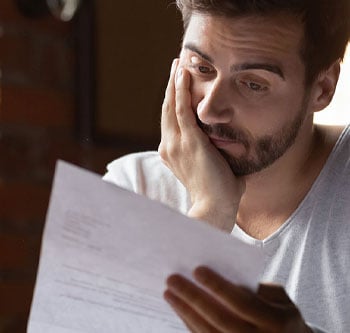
[0,0,181,331]
[0,1,349,331]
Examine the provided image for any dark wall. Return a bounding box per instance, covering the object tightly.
[95,1,183,146]
[0,1,182,331]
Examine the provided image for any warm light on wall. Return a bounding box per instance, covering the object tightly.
[314,44,350,125]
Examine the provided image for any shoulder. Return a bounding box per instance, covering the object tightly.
[103,151,190,213]
[313,124,350,181]
[105,151,163,174]
[312,124,350,230]
[103,151,168,189]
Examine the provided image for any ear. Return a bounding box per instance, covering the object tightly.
[309,60,341,113]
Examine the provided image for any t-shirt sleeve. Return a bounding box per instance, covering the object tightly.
[102,152,190,214]
[102,154,140,193]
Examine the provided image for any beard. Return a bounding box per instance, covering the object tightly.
[198,100,309,176]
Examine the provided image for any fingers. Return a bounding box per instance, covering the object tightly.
[161,58,180,136]
[159,59,205,168]
[164,290,220,333]
[194,267,308,332]
[165,274,254,333]
[161,59,201,137]
[193,266,284,327]
[159,59,180,165]
[165,270,309,333]
[175,68,199,131]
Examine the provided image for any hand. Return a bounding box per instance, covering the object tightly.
[158,59,245,232]
[164,266,313,333]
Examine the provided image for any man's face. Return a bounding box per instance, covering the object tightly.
[179,13,312,176]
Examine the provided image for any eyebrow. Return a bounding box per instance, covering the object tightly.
[183,42,285,80]
[232,63,285,80]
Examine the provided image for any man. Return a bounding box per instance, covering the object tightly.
[104,1,350,332]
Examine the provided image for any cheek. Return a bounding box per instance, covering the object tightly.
[249,94,304,134]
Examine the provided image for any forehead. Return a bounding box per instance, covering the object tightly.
[183,13,304,63]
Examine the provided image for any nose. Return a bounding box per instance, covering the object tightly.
[196,79,234,125]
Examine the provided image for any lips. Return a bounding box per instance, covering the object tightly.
[209,136,239,147]
[198,121,250,150]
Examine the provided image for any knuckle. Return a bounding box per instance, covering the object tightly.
[158,143,168,160]
[158,140,178,161]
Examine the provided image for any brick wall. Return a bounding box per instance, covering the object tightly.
[0,2,127,331]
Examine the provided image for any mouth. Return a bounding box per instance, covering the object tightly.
[197,120,250,151]
[208,135,243,148]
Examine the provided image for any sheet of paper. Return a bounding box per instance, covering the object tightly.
[27,160,265,333]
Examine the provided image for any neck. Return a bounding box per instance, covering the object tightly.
[236,120,341,240]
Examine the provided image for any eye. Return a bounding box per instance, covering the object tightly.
[187,63,215,76]
[198,65,212,74]
[242,81,267,92]
[247,82,265,91]
[237,79,269,94]
[188,56,215,75]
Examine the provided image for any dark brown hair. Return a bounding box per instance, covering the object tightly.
[176,0,350,84]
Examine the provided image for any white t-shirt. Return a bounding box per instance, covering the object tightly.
[103,125,350,333]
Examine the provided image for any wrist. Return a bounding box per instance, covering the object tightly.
[188,200,237,233]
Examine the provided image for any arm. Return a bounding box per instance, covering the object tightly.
[160,61,328,333]
[164,266,314,333]
[158,59,245,232]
